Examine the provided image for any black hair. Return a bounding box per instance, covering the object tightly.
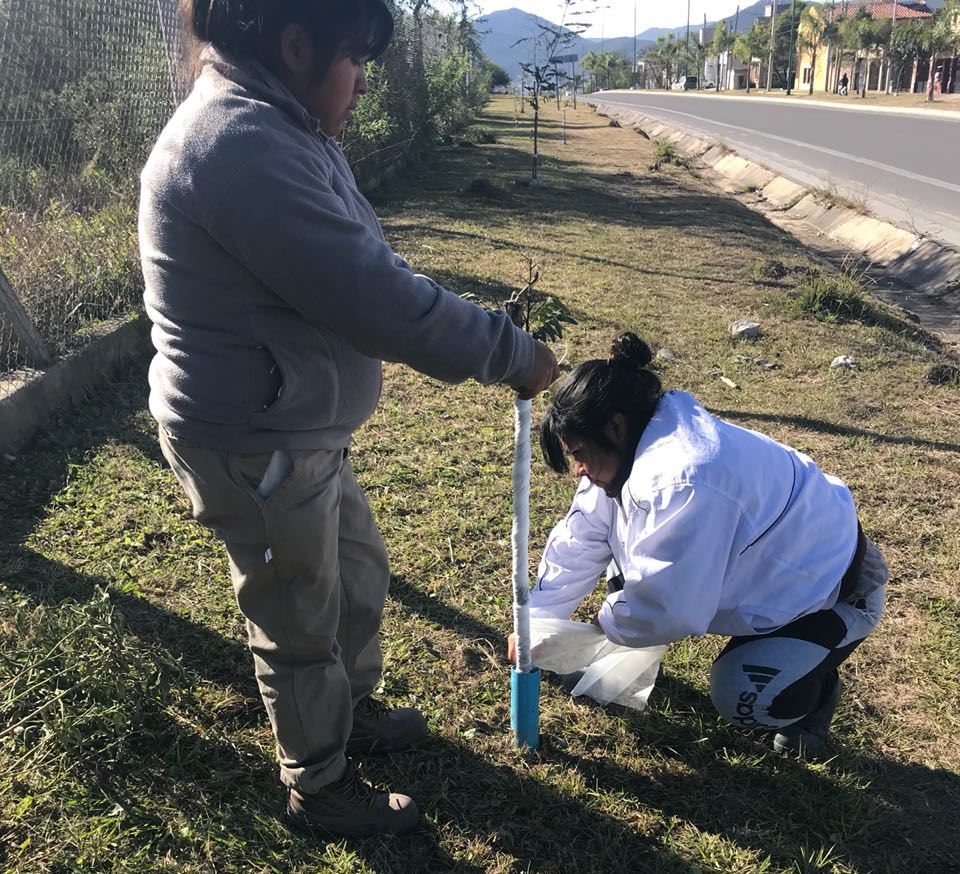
[181,0,394,78]
[540,332,663,475]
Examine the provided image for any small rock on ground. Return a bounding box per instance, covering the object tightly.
[830,355,858,370]
[656,348,677,361]
[730,320,761,340]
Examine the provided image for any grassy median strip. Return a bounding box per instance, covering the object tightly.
[1,95,959,873]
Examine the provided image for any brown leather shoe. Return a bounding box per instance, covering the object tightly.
[286,761,419,836]
[347,696,428,754]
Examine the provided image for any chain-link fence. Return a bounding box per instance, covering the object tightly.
[0,1,484,399]
[0,0,182,397]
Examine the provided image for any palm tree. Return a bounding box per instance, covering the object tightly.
[581,50,601,92]
[647,34,680,88]
[711,21,736,91]
[921,5,958,101]
[799,5,834,95]
[734,21,769,93]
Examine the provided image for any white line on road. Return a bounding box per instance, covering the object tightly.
[597,98,960,198]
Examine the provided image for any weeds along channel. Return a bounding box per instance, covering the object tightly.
[1,96,959,873]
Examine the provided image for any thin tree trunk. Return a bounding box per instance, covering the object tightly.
[809,47,817,94]
[945,57,956,94]
[910,56,918,92]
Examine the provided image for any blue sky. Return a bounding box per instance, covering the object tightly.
[470,0,750,38]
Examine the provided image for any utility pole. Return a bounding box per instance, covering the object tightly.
[703,13,708,89]
[766,1,777,90]
[827,0,836,92]
[886,0,899,92]
[685,0,691,77]
[633,0,638,87]
[733,6,740,89]
[785,0,797,94]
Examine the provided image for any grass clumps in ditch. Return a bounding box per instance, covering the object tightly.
[650,140,689,172]
[791,273,874,321]
[789,272,927,346]
[812,181,870,215]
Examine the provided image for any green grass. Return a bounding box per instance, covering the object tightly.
[1,96,959,873]
[650,140,690,171]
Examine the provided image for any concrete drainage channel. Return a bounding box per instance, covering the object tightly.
[592,102,960,347]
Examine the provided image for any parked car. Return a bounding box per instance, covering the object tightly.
[671,75,699,91]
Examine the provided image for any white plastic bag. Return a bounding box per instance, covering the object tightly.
[530,617,665,711]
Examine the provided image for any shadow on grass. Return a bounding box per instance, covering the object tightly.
[0,366,689,872]
[382,224,751,289]
[710,407,960,454]
[374,141,803,265]
[389,575,960,874]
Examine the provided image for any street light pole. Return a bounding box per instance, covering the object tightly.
[886,0,899,93]
[633,0,637,87]
[766,1,777,91]
[785,0,797,94]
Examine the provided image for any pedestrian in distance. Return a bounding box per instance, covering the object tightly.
[838,72,849,96]
[509,333,887,756]
[139,0,561,838]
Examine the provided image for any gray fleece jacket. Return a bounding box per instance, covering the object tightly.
[139,51,534,451]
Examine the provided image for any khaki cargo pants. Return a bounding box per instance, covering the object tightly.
[159,429,389,792]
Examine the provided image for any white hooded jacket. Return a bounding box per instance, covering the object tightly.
[531,391,859,648]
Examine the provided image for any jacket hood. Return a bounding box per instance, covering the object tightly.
[199,46,329,139]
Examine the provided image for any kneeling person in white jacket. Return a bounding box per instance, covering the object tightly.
[512,332,888,755]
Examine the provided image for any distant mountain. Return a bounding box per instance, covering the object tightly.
[475,8,651,77]
[475,1,947,79]
[656,0,774,39]
[635,26,677,41]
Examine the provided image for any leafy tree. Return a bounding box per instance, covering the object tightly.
[514,0,589,179]
[768,3,807,88]
[837,9,891,96]
[888,20,928,93]
[486,61,511,91]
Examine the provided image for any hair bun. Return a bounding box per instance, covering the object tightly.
[610,332,652,368]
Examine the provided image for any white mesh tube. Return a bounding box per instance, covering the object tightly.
[512,396,533,673]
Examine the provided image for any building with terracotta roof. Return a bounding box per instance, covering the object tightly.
[791,0,958,95]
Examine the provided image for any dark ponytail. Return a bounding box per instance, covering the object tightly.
[180,0,393,78]
[540,332,663,474]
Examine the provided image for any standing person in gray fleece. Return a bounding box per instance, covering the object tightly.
[140,0,560,838]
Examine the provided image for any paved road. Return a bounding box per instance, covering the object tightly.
[588,91,960,249]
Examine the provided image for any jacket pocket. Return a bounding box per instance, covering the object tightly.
[247,314,340,431]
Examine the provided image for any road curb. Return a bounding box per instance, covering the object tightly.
[598,89,960,122]
[594,102,960,339]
